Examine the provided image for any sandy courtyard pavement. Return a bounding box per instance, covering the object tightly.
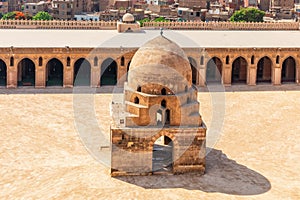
[0,87,299,199]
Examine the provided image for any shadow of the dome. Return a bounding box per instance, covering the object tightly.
[114,148,271,195]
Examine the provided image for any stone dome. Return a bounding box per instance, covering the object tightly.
[127,35,192,94]
[122,13,135,23]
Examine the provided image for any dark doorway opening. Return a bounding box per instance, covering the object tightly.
[46,58,63,86]
[74,58,91,86]
[257,57,272,84]
[0,59,7,86]
[281,57,296,83]
[152,136,173,174]
[17,58,35,86]
[189,57,197,84]
[232,57,247,84]
[206,57,222,83]
[101,58,117,86]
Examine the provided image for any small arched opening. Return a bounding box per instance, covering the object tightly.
[161,88,166,95]
[67,57,71,66]
[38,57,43,66]
[281,57,296,83]
[161,99,166,108]
[121,56,125,66]
[152,135,173,173]
[137,86,141,92]
[134,96,139,104]
[94,56,98,66]
[10,57,14,66]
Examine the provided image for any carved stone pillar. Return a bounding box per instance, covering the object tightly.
[248,65,256,86]
[35,64,46,88]
[7,65,17,88]
[222,64,231,86]
[273,64,281,85]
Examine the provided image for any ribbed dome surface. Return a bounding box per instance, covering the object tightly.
[127,35,192,94]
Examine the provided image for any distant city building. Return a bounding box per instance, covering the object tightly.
[178,0,206,9]
[8,0,19,12]
[24,1,48,16]
[74,12,99,20]
[259,0,270,11]
[271,0,294,9]
[0,0,8,14]
[244,0,257,7]
[52,0,73,20]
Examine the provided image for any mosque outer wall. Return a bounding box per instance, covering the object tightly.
[0,47,299,88]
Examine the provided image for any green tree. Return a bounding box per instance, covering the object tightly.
[230,8,265,22]
[32,11,53,20]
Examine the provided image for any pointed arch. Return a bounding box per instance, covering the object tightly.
[100,58,118,86]
[74,58,91,86]
[257,56,272,84]
[206,57,222,83]
[232,56,247,84]
[46,58,63,86]
[0,59,7,86]
[281,56,296,83]
[17,58,35,86]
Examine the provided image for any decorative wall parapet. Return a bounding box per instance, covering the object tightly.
[142,21,300,31]
[0,20,299,30]
[0,19,118,30]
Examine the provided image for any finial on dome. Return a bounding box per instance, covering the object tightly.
[160,28,163,36]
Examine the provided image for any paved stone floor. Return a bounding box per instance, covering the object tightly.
[0,87,299,199]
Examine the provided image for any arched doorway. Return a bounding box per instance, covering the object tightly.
[17,58,35,86]
[100,58,117,86]
[0,59,7,86]
[152,135,173,173]
[206,57,222,83]
[232,57,247,84]
[257,56,272,84]
[74,58,91,86]
[46,58,63,86]
[188,57,197,84]
[282,57,296,83]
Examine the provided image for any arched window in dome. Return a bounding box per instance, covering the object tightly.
[161,88,166,95]
[121,56,125,66]
[134,96,139,104]
[187,97,190,103]
[161,100,166,108]
[137,86,141,92]
[165,109,170,125]
[226,56,230,65]
[94,56,98,66]
[38,57,43,66]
